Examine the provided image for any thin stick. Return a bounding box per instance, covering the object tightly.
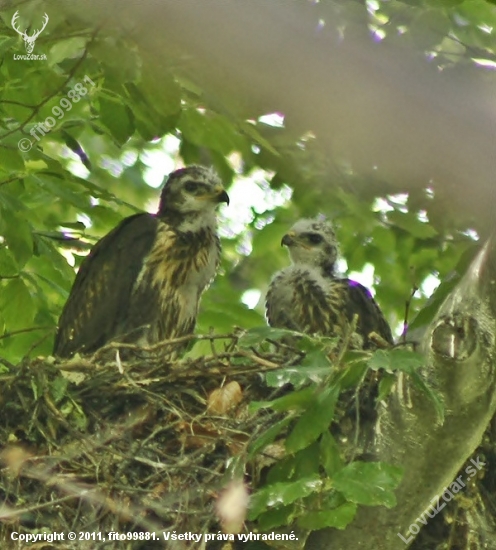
[402,285,419,343]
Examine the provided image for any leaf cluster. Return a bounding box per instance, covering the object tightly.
[0,2,486,364]
[235,327,439,537]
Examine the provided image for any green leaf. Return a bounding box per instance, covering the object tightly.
[182,338,211,360]
[266,441,321,485]
[257,504,295,530]
[0,278,36,331]
[285,385,339,453]
[265,362,330,388]
[367,349,425,373]
[25,160,48,172]
[225,460,249,491]
[27,245,74,297]
[299,349,333,371]
[410,9,452,49]
[377,372,396,402]
[197,287,264,332]
[292,441,321,477]
[332,461,403,507]
[241,121,280,156]
[0,248,19,277]
[388,211,437,239]
[371,224,396,254]
[296,334,337,353]
[0,189,29,212]
[90,38,141,83]
[30,174,91,210]
[239,325,297,347]
[179,109,246,155]
[335,352,370,389]
[61,399,89,430]
[0,210,33,267]
[50,376,69,404]
[139,66,181,119]
[248,416,292,458]
[297,502,357,530]
[1,150,25,171]
[0,37,18,56]
[266,455,298,485]
[249,386,315,413]
[71,401,89,430]
[0,85,33,119]
[265,349,331,388]
[49,37,87,66]
[99,97,134,145]
[320,431,344,477]
[248,476,322,520]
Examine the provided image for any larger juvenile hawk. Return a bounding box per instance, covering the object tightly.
[54,165,229,357]
[266,218,393,348]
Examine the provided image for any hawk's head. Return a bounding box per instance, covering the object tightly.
[158,165,229,219]
[281,218,339,275]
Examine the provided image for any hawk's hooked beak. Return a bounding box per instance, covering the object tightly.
[216,189,230,205]
[281,232,296,247]
[201,187,229,205]
[212,186,230,205]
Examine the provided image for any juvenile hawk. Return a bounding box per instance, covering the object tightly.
[54,165,229,357]
[266,218,393,348]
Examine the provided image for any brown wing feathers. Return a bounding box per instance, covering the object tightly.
[53,214,158,357]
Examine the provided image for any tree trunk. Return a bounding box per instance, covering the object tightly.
[308,236,496,549]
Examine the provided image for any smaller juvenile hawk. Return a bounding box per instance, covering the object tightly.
[265,218,393,348]
[54,165,229,357]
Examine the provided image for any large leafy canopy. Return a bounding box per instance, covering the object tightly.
[0,0,490,363]
[1,0,495,540]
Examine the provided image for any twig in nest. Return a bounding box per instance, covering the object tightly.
[115,349,123,373]
[55,357,95,372]
[368,331,392,349]
[208,327,219,357]
[43,392,72,433]
[0,357,15,369]
[0,325,52,342]
[266,338,303,356]
[236,349,280,369]
[0,494,78,521]
[90,332,238,363]
[12,460,165,534]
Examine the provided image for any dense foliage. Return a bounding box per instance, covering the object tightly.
[1,0,492,363]
[1,0,495,544]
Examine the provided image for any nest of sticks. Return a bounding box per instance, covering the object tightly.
[0,332,309,550]
[2,329,495,550]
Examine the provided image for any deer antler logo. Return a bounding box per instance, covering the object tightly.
[11,11,49,54]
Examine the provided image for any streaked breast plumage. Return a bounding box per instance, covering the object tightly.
[266,218,393,348]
